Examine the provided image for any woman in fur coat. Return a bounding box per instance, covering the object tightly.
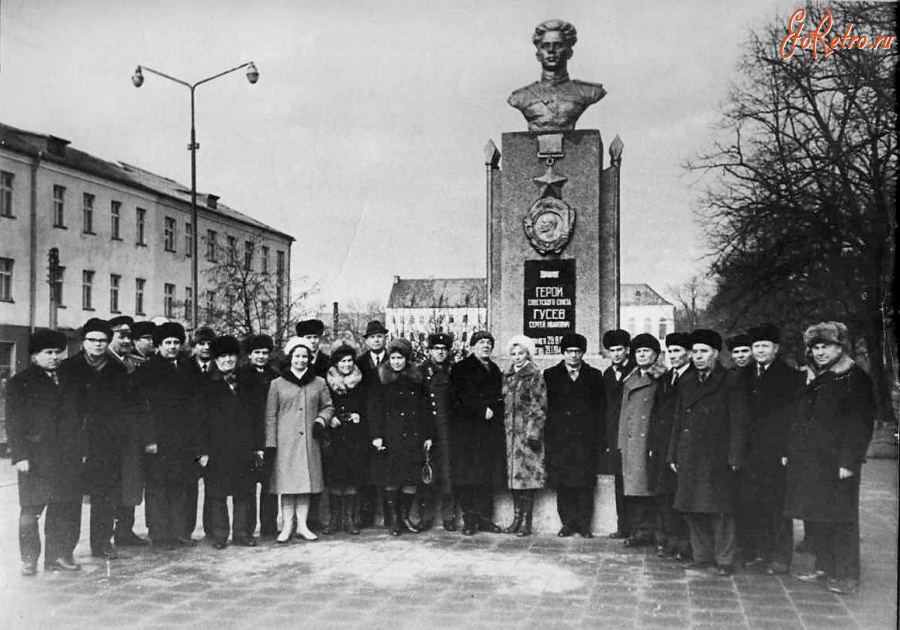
[368,338,434,536]
[502,335,548,537]
[323,340,369,535]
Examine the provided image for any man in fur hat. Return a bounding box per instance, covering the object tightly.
[296,319,331,378]
[784,322,874,594]
[131,321,157,366]
[355,320,390,527]
[600,328,632,538]
[726,334,754,370]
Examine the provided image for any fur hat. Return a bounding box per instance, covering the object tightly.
[244,334,274,353]
[81,318,112,340]
[664,332,691,350]
[560,333,587,352]
[191,326,216,345]
[469,331,495,347]
[108,315,134,331]
[428,333,453,348]
[153,322,186,346]
[29,329,67,355]
[749,323,780,344]
[363,321,388,337]
[690,329,722,351]
[506,334,537,359]
[133,321,156,339]
[602,329,630,349]
[283,336,312,359]
[631,333,661,354]
[803,321,850,351]
[388,337,413,360]
[726,334,753,351]
[211,335,241,358]
[330,339,359,363]
[295,319,325,337]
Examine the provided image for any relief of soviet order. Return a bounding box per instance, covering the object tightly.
[508,19,606,132]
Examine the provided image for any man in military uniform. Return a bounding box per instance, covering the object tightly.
[508,19,606,132]
[130,321,156,367]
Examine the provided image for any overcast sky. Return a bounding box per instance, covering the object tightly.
[0,0,798,306]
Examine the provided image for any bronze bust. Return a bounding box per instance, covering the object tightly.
[508,20,606,132]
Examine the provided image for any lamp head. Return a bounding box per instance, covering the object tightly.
[131,66,144,88]
[246,62,259,85]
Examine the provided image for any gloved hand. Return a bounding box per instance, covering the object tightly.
[312,422,327,442]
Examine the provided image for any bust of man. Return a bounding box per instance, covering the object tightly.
[508,20,606,132]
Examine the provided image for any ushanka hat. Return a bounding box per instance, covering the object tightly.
[690,329,723,351]
[388,337,413,360]
[191,326,216,345]
[631,333,661,354]
[726,334,753,351]
[749,323,780,344]
[133,321,156,338]
[330,339,359,363]
[108,315,134,330]
[28,329,68,354]
[664,332,691,350]
[81,318,112,340]
[602,329,630,349]
[428,333,453,348]
[244,334,274,353]
[803,321,850,351]
[560,333,587,352]
[469,331,495,347]
[153,322,186,346]
[211,335,242,358]
[295,319,325,336]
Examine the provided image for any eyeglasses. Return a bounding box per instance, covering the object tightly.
[84,337,109,344]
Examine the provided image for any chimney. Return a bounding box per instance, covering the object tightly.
[207,194,219,209]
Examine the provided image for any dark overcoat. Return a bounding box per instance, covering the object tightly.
[6,365,82,505]
[198,371,262,496]
[180,357,217,485]
[544,360,605,488]
[368,363,434,488]
[784,357,874,523]
[324,365,370,487]
[106,348,147,505]
[237,363,280,482]
[599,358,632,474]
[667,364,750,514]
[421,357,454,493]
[647,365,693,494]
[449,354,506,488]
[502,361,548,490]
[61,352,134,503]
[135,354,201,489]
[741,358,804,512]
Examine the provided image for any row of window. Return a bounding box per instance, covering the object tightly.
[626,317,671,340]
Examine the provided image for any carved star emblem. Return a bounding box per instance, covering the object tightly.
[533,165,568,198]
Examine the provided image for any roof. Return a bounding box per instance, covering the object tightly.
[621,284,672,307]
[0,122,293,242]
[387,277,487,309]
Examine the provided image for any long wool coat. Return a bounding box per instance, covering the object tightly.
[667,364,750,514]
[449,354,506,488]
[599,358,632,474]
[325,365,371,487]
[784,356,875,523]
[265,369,334,494]
[237,362,280,483]
[368,363,435,488]
[646,365,694,495]
[6,365,83,506]
[544,360,605,488]
[618,365,666,497]
[421,358,454,493]
[502,362,547,490]
[198,371,263,497]
[106,349,147,506]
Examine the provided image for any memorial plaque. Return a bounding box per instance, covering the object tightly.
[523,259,575,354]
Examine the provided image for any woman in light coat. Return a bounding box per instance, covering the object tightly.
[502,335,547,537]
[266,337,334,542]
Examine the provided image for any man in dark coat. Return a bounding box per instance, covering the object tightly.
[738,323,804,575]
[7,330,83,575]
[130,321,156,367]
[449,331,505,536]
[237,333,280,537]
[61,318,134,560]
[355,320,389,527]
[727,334,754,370]
[667,329,750,576]
[784,322,875,595]
[296,319,331,378]
[418,333,458,531]
[198,336,264,549]
[544,333,605,538]
[600,328,632,538]
[647,332,693,559]
[136,322,200,549]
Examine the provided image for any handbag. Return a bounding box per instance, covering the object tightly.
[421,443,434,485]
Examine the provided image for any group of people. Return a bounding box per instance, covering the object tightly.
[7,315,874,595]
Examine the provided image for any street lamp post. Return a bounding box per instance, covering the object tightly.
[132,62,259,330]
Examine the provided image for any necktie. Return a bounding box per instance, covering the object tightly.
[569,369,579,382]
[671,371,678,386]
[201,362,208,373]
[47,371,59,386]
[614,366,622,382]
[757,365,764,378]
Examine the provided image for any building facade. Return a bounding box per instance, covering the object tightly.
[620,283,675,343]
[0,122,293,376]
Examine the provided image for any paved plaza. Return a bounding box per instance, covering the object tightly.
[0,459,895,630]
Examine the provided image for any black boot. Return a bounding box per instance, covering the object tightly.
[358,487,375,528]
[462,512,478,536]
[344,494,360,535]
[504,491,523,534]
[323,495,342,535]
[517,491,534,537]
[401,492,422,533]
[386,491,401,536]
[418,495,434,531]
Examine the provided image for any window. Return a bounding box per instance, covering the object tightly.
[0,171,13,217]
[136,208,147,245]
[276,250,286,324]
[227,236,237,263]
[82,193,95,234]
[52,267,65,305]
[261,246,270,274]
[244,240,253,270]
[164,283,175,318]
[82,270,95,310]
[206,230,218,262]
[185,222,193,257]
[184,287,193,320]
[110,201,121,239]
[53,185,66,227]
[0,341,15,381]
[164,216,176,252]
[627,317,635,335]
[135,278,146,315]
[658,318,667,340]
[205,290,216,318]
[643,317,652,334]
[0,258,13,301]
[110,274,121,312]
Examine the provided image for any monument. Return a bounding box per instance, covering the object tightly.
[486,19,622,534]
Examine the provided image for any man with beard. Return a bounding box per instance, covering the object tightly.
[600,329,632,539]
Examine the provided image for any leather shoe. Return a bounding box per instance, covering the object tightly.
[580,529,594,539]
[608,531,628,539]
[91,548,118,560]
[174,536,195,546]
[21,562,37,576]
[462,524,477,536]
[558,526,577,538]
[115,533,150,547]
[45,557,81,572]
[478,520,502,534]
[443,520,458,532]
